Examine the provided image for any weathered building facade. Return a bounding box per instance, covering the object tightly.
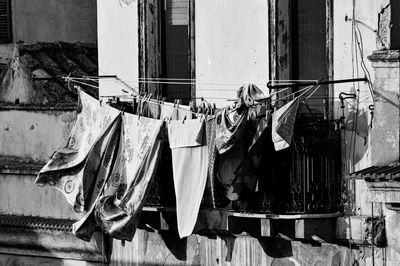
[2,0,400,265]
[95,0,400,265]
[0,1,106,265]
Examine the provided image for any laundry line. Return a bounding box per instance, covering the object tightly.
[79,75,320,84]
[66,76,323,108]
[67,76,371,102]
[66,76,326,103]
[68,78,234,102]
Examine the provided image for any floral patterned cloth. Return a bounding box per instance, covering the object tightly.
[75,112,164,241]
[35,89,121,212]
[36,90,164,241]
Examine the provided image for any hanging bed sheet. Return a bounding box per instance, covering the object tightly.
[35,90,164,241]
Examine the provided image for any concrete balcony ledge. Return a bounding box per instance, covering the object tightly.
[0,156,44,175]
[0,102,78,112]
[368,50,400,62]
[0,214,107,263]
[140,207,341,242]
[365,181,400,207]
[350,164,400,205]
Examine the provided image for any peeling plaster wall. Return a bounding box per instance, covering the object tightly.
[97,0,139,97]
[334,3,400,264]
[0,174,79,220]
[0,110,76,162]
[0,255,102,266]
[195,0,269,107]
[333,1,393,217]
[333,0,390,172]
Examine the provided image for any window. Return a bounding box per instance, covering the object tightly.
[139,0,194,105]
[270,0,333,117]
[0,0,11,43]
[162,0,192,103]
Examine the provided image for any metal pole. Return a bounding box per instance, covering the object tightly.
[267,77,368,89]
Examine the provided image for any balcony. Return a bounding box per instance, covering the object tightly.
[142,115,342,240]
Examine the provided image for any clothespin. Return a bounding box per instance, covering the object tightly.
[206,102,212,115]
[196,106,201,117]
[182,115,187,124]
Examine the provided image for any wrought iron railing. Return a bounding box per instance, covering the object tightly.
[145,116,342,214]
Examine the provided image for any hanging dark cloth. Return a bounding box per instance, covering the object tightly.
[215,108,247,154]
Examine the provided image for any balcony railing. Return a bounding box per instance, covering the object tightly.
[145,115,342,215]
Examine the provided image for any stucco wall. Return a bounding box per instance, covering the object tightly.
[0,110,76,162]
[195,0,269,107]
[333,0,390,172]
[11,0,97,43]
[97,0,139,97]
[0,173,79,219]
[0,254,102,266]
[110,229,387,265]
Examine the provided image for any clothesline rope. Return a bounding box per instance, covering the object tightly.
[66,77,321,106]
[78,75,320,83]
[66,76,322,101]
[65,77,326,121]
[68,76,372,100]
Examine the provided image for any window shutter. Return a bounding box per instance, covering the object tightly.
[0,0,11,43]
[167,0,189,26]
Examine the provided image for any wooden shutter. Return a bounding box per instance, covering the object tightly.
[166,0,189,26]
[0,0,11,43]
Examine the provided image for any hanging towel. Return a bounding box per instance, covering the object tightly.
[215,108,247,154]
[272,97,299,151]
[160,102,192,121]
[168,119,208,238]
[247,108,271,152]
[35,89,120,212]
[75,112,164,241]
[147,102,162,119]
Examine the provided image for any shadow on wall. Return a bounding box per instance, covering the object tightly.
[344,108,370,165]
[0,229,62,266]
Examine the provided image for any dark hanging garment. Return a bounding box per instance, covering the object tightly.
[215,108,247,154]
